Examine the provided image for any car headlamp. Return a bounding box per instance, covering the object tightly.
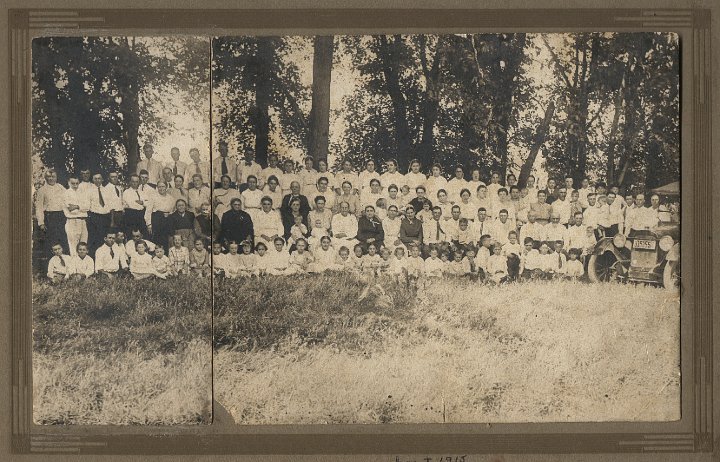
[613,233,626,248]
[659,235,674,252]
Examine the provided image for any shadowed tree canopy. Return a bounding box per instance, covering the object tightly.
[32,36,209,182]
[211,36,310,166]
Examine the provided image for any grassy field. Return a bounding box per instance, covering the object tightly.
[214,275,680,424]
[32,277,212,425]
[33,273,680,425]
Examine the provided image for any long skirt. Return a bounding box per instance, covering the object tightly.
[151,211,173,252]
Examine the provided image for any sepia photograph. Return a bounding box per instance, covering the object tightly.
[210,32,681,424]
[31,35,213,425]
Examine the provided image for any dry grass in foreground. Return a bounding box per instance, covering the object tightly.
[32,277,212,425]
[214,276,680,424]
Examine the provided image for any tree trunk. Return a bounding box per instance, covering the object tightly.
[308,35,334,164]
[118,37,141,176]
[418,35,442,169]
[254,38,273,166]
[378,35,413,171]
[605,88,624,186]
[518,101,555,187]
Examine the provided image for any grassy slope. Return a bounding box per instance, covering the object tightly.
[213,277,680,424]
[32,277,212,425]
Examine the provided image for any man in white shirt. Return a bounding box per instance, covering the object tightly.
[63,176,90,256]
[237,146,263,191]
[125,229,156,262]
[35,169,69,255]
[185,147,211,187]
[551,187,572,225]
[298,156,319,195]
[86,173,113,256]
[582,193,601,232]
[122,174,150,236]
[471,207,492,242]
[519,211,545,245]
[95,232,128,277]
[105,171,124,232]
[212,140,237,188]
[566,212,588,252]
[488,209,515,245]
[544,212,568,244]
[330,201,359,247]
[637,194,662,230]
[78,169,94,194]
[136,143,163,186]
[578,177,593,209]
[187,174,211,214]
[421,206,449,257]
[624,193,645,233]
[166,147,187,183]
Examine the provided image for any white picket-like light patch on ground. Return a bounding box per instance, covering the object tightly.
[215,280,679,424]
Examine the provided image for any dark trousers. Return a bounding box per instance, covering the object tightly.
[507,254,521,280]
[151,211,172,252]
[603,224,619,238]
[124,208,148,237]
[43,211,68,256]
[110,210,124,232]
[87,211,111,257]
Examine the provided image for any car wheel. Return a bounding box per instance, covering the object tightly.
[663,260,680,293]
[588,252,624,283]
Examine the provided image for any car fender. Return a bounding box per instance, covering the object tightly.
[592,238,624,259]
[666,243,680,262]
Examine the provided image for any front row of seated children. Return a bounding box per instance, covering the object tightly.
[47,231,587,284]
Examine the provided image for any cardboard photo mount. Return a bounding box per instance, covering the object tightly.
[9,7,713,456]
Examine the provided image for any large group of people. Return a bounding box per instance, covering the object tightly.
[36,141,678,285]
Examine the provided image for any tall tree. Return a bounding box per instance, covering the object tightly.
[308,35,334,163]
[212,36,309,165]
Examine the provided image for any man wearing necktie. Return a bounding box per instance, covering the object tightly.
[85,173,110,257]
[166,147,187,184]
[422,206,449,258]
[136,143,162,186]
[186,147,210,187]
[105,171,124,232]
[213,140,236,189]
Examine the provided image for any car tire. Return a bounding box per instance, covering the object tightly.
[588,252,622,283]
[663,260,680,293]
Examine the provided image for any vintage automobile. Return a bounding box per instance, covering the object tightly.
[587,185,680,291]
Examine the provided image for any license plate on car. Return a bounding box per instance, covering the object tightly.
[633,239,656,250]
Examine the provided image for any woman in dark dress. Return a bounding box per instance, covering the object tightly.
[168,199,196,249]
[356,205,384,252]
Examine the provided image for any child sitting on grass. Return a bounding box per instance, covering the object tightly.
[130,240,166,280]
[211,241,226,278]
[47,243,71,284]
[361,243,383,278]
[189,238,210,277]
[564,248,585,280]
[405,244,425,282]
[309,235,340,273]
[152,246,174,278]
[168,234,190,275]
[223,241,242,279]
[461,246,479,279]
[266,237,294,276]
[335,245,354,272]
[237,240,259,277]
[503,230,522,281]
[378,246,392,274]
[289,238,314,273]
[454,218,474,251]
[445,249,465,277]
[254,241,269,275]
[520,238,541,280]
[69,242,94,280]
[553,240,568,277]
[485,243,508,284]
[349,243,364,273]
[423,246,445,278]
[538,242,558,279]
[388,246,407,280]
